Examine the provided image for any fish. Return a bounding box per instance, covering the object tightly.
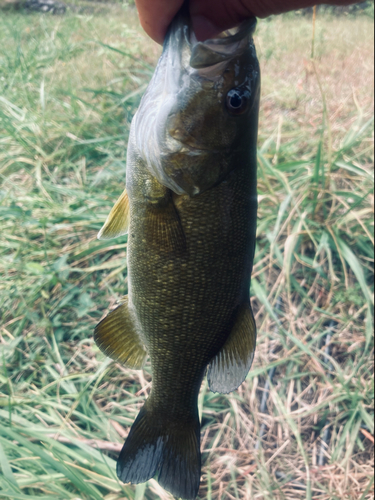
[94,6,260,500]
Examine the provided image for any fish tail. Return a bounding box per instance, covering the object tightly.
[117,402,201,500]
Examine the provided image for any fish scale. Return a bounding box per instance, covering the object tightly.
[95,6,260,499]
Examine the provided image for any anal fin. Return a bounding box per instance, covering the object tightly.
[94,297,147,369]
[208,304,257,394]
[98,189,130,240]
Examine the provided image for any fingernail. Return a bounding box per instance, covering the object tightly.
[191,14,221,41]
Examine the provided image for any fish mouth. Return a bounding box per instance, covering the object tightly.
[164,7,257,71]
[190,19,257,69]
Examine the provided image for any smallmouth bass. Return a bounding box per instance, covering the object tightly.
[95,7,260,500]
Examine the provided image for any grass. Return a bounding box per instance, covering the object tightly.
[0,6,374,500]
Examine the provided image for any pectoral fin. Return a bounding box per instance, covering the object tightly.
[208,304,256,394]
[94,297,147,369]
[146,201,186,256]
[98,189,130,240]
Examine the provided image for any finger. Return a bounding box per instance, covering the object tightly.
[135,0,185,44]
[190,0,360,41]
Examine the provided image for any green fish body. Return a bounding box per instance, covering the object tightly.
[95,9,260,500]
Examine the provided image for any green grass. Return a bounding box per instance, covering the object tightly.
[0,7,374,500]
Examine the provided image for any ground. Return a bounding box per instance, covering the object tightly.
[0,6,374,500]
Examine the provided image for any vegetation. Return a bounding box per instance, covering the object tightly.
[0,7,373,500]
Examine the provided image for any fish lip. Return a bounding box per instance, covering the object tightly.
[180,143,225,154]
[167,134,225,155]
[166,5,256,46]
[194,17,257,47]
[190,19,257,69]
[165,8,257,70]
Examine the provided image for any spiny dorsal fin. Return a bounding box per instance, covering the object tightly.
[98,189,130,240]
[94,297,147,369]
[207,304,257,394]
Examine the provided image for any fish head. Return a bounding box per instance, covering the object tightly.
[133,9,260,196]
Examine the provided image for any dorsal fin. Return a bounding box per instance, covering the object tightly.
[207,303,256,394]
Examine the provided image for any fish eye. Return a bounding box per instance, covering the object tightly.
[226,88,249,115]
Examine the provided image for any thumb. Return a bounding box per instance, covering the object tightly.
[135,0,185,44]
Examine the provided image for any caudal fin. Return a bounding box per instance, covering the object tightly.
[117,404,201,500]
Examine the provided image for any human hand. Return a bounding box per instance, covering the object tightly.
[134,0,359,44]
